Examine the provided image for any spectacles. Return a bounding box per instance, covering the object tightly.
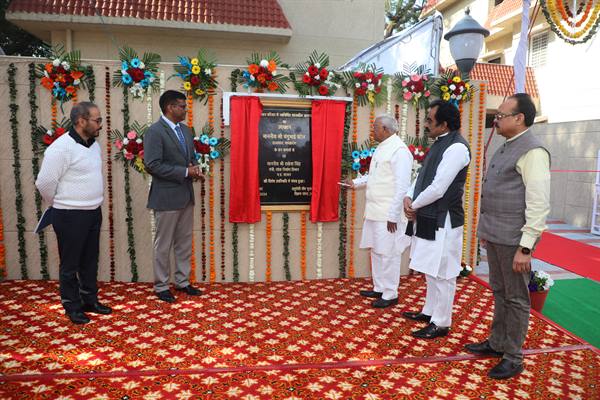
[86,117,103,124]
[494,112,519,120]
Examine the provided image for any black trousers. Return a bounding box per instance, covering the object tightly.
[52,207,102,313]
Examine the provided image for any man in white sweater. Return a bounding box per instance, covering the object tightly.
[36,102,112,325]
[347,115,412,308]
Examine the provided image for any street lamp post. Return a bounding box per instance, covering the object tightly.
[444,9,490,77]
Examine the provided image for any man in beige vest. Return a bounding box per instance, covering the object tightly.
[347,115,412,308]
[465,93,550,379]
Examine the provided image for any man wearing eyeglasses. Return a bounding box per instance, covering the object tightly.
[465,93,550,379]
[36,102,112,325]
[144,90,204,303]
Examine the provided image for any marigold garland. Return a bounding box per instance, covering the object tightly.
[29,63,49,280]
[208,91,216,282]
[187,92,196,283]
[283,212,291,280]
[8,64,28,279]
[300,211,307,280]
[219,97,226,281]
[337,103,351,278]
[105,68,116,281]
[541,0,600,44]
[469,83,486,266]
[0,208,6,280]
[369,104,375,145]
[266,211,272,282]
[348,97,359,278]
[461,90,475,264]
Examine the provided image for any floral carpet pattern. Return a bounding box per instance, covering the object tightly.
[0,276,598,399]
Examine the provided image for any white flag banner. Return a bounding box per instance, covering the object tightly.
[513,0,531,93]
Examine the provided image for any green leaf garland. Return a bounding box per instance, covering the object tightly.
[338,103,352,277]
[85,65,96,103]
[283,212,291,280]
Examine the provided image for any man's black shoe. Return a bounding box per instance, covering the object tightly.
[66,311,90,325]
[82,302,112,315]
[464,340,504,357]
[359,290,383,299]
[488,359,524,379]
[412,322,449,339]
[157,290,176,303]
[175,285,202,296]
[402,311,431,322]
[372,297,398,308]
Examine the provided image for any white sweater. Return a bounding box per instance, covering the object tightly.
[35,133,104,210]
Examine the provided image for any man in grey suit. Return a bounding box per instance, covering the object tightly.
[144,90,204,303]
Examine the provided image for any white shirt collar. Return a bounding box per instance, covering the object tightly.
[436,131,450,140]
[161,115,180,132]
[506,128,530,143]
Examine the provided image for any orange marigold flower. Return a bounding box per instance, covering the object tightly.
[268,81,279,91]
[248,64,259,75]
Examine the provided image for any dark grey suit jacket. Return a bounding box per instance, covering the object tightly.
[144,118,197,211]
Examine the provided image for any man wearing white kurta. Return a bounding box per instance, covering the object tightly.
[349,115,412,308]
[403,100,470,339]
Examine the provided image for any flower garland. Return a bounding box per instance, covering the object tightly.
[249,224,255,282]
[112,121,148,175]
[469,83,486,266]
[29,63,49,280]
[8,64,28,279]
[393,64,432,109]
[236,51,289,93]
[283,212,291,280]
[120,87,139,282]
[266,211,272,282]
[300,211,307,280]
[113,46,161,99]
[541,0,600,44]
[399,101,409,142]
[219,98,227,281]
[462,91,475,264]
[291,50,339,97]
[208,92,216,283]
[85,65,95,103]
[173,50,218,104]
[316,222,323,279]
[348,97,359,278]
[337,103,351,278]
[105,68,116,281]
[37,47,86,106]
[0,208,5,280]
[415,107,421,138]
[186,92,196,283]
[232,223,239,282]
[431,70,472,106]
[341,63,386,107]
[201,173,207,281]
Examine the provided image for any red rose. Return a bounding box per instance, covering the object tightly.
[359,167,367,174]
[302,74,311,84]
[353,72,361,78]
[318,85,329,95]
[319,68,328,80]
[375,87,381,94]
[365,72,374,81]
[266,73,273,81]
[126,141,139,154]
[412,80,424,92]
[55,127,66,136]
[308,65,319,76]
[190,75,200,85]
[408,144,415,153]
[200,143,210,154]
[356,88,366,96]
[57,66,65,74]
[43,134,53,145]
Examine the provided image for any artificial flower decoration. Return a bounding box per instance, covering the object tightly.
[431,69,472,106]
[193,123,231,175]
[529,270,555,292]
[37,47,86,104]
[111,121,147,174]
[173,50,218,103]
[113,46,161,99]
[407,136,430,180]
[36,118,72,151]
[236,51,289,93]
[343,140,376,176]
[393,64,432,109]
[291,50,339,97]
[341,63,386,107]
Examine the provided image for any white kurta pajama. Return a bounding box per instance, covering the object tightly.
[353,135,412,301]
[408,137,470,327]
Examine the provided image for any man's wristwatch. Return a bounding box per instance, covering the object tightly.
[520,247,531,255]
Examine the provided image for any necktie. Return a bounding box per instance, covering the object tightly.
[174,125,187,155]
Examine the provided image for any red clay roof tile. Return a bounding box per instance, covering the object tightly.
[470,62,539,98]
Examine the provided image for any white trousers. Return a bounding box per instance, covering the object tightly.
[371,251,402,300]
[421,274,457,328]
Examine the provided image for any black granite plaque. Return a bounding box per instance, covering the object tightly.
[259,107,312,207]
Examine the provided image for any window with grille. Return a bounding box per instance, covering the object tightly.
[529,32,548,68]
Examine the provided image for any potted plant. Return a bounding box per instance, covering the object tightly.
[528,270,555,312]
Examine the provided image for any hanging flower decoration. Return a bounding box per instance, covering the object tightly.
[111,121,147,175]
[408,136,431,181]
[393,63,432,109]
[341,63,386,107]
[343,140,376,177]
[112,46,161,99]
[37,47,86,104]
[431,69,472,107]
[36,118,72,151]
[235,51,290,93]
[291,50,340,97]
[172,50,218,104]
[540,0,600,45]
[193,123,231,175]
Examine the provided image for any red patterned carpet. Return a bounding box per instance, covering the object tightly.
[0,276,598,399]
